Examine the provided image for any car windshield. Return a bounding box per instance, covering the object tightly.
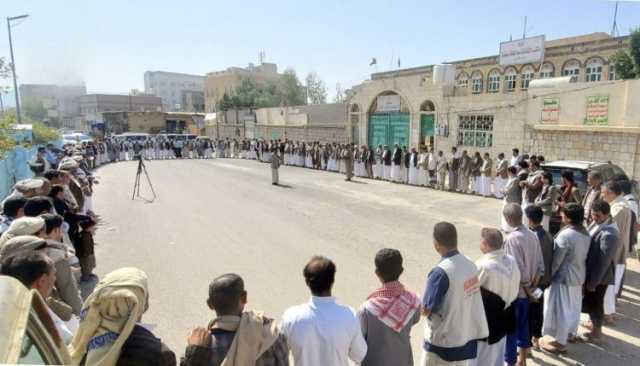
[543,167,588,191]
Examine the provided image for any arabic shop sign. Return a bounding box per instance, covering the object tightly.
[541,97,559,123]
[584,95,609,126]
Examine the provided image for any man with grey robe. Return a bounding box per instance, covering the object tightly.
[343,145,354,181]
[271,151,281,185]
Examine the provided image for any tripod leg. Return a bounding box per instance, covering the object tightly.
[142,166,157,201]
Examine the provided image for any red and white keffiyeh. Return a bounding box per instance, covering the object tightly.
[363,281,421,332]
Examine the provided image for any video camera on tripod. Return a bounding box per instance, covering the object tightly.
[132,154,157,202]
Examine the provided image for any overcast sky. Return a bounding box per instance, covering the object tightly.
[1,0,639,104]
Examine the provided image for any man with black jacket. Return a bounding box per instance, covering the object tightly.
[581,200,619,342]
[402,146,410,184]
[470,228,520,366]
[382,145,392,181]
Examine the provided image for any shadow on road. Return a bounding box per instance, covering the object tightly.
[274,184,293,189]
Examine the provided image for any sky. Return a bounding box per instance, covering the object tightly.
[1,0,640,105]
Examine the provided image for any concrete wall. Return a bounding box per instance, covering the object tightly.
[205,123,347,143]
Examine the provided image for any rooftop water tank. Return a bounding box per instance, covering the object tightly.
[432,64,456,85]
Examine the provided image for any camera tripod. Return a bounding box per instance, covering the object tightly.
[132,155,157,202]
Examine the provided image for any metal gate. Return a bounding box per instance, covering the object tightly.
[420,114,435,145]
[368,113,410,148]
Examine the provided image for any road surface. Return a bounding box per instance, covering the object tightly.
[92,158,640,365]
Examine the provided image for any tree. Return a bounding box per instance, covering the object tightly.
[31,120,60,145]
[278,68,306,107]
[305,72,327,104]
[0,57,10,79]
[333,83,346,103]
[631,28,640,75]
[611,50,636,79]
[0,112,17,156]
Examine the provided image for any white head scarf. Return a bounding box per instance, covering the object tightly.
[68,267,149,366]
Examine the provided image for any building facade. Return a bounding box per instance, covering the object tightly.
[18,84,86,128]
[77,94,163,129]
[144,71,205,111]
[102,111,204,135]
[206,103,348,143]
[347,32,640,176]
[204,62,281,113]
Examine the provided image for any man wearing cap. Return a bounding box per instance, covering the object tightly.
[0,179,44,208]
[1,218,83,312]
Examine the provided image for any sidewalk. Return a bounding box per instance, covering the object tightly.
[530,258,640,365]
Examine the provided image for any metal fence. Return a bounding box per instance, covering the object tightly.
[0,145,41,201]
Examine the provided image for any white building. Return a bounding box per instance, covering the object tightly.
[144,71,205,112]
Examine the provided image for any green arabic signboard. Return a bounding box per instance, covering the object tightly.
[584,95,609,126]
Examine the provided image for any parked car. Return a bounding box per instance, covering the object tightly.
[542,160,634,234]
[0,276,71,364]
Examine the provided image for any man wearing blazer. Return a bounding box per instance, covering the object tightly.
[582,200,620,341]
[582,171,603,226]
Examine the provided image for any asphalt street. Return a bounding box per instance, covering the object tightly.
[92,158,640,365]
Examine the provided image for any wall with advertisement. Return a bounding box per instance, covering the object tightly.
[541,98,559,123]
[584,95,609,126]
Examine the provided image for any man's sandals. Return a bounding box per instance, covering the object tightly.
[540,338,568,354]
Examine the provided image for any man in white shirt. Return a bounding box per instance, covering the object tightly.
[280,256,367,366]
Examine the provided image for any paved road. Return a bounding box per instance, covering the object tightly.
[92,158,640,365]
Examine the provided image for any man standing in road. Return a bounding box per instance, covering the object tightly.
[582,171,603,225]
[359,248,421,366]
[502,203,543,365]
[470,228,520,366]
[343,145,354,181]
[271,151,281,185]
[436,151,448,191]
[600,180,631,325]
[181,274,289,366]
[421,222,489,365]
[581,200,619,342]
[280,256,367,366]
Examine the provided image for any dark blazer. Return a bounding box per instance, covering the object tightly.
[116,325,176,366]
[392,148,402,165]
[585,220,620,289]
[383,150,392,165]
[410,152,418,168]
[403,152,410,168]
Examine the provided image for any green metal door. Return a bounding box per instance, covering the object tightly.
[368,113,410,148]
[368,114,389,148]
[420,114,435,144]
[389,113,410,147]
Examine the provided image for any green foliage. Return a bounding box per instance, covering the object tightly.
[611,50,636,79]
[0,112,17,155]
[22,99,48,122]
[279,68,306,106]
[0,57,10,79]
[216,70,307,111]
[305,72,327,104]
[31,121,60,145]
[631,28,640,75]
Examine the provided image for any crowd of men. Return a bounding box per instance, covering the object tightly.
[1,136,637,366]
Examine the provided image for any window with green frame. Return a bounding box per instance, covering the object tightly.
[456,115,494,148]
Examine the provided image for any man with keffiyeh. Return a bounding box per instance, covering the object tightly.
[358,248,421,366]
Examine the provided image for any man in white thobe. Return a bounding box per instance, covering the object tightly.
[541,203,590,353]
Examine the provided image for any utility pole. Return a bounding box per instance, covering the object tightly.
[7,14,29,124]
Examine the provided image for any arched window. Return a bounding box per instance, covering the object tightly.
[420,100,435,112]
[487,70,501,93]
[521,65,535,90]
[585,57,604,82]
[456,72,469,88]
[539,63,555,79]
[471,71,483,94]
[504,67,517,92]
[562,60,581,77]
